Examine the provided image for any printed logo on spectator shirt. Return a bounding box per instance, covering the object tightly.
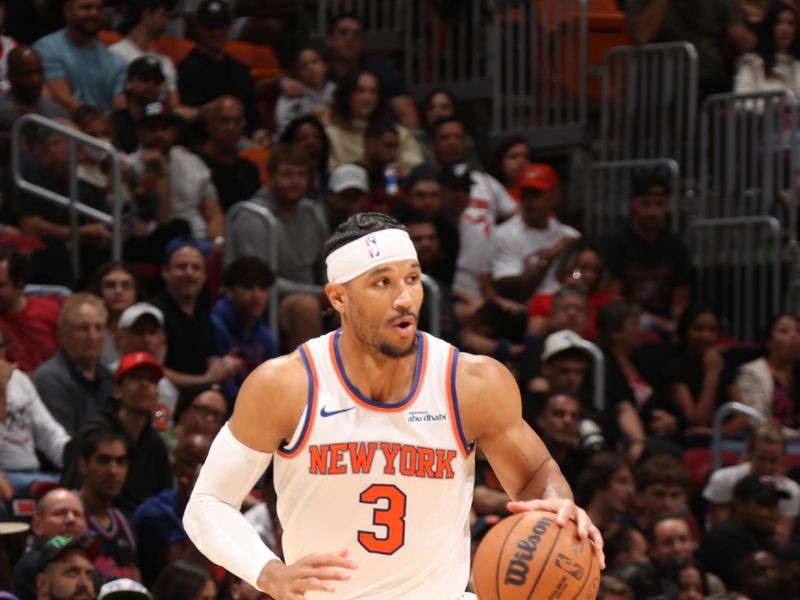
[407,410,447,423]
[366,235,380,258]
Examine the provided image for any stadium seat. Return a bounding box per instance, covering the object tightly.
[98,29,123,46]
[151,36,196,66]
[224,40,281,72]
[240,147,270,186]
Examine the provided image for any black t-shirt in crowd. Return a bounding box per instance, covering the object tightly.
[604,225,691,318]
[195,149,261,212]
[177,49,263,135]
[150,290,216,376]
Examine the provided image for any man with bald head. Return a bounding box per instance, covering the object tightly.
[195,95,260,213]
[0,46,68,136]
[13,487,88,600]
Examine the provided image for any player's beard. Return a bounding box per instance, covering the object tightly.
[348,302,418,359]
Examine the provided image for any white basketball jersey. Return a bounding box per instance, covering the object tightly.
[273,330,476,600]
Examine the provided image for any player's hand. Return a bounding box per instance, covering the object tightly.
[507,498,605,569]
[257,550,358,599]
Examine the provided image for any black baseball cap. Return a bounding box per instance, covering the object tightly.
[127,56,165,82]
[733,474,791,504]
[35,535,97,574]
[196,0,232,26]
[630,169,671,198]
[437,163,472,190]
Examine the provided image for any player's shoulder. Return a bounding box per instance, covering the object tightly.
[231,351,309,452]
[244,351,308,397]
[455,352,518,399]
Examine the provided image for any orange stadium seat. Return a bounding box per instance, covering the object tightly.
[224,40,281,71]
[151,36,196,66]
[240,147,270,186]
[98,29,123,46]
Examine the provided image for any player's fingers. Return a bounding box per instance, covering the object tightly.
[555,500,574,527]
[588,525,606,569]
[305,552,358,570]
[309,566,354,581]
[573,508,591,538]
[298,576,336,594]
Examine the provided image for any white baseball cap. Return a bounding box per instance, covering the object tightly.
[98,578,152,599]
[118,302,164,330]
[329,164,369,194]
[541,329,596,362]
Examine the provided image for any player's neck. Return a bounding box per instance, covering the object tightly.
[337,330,419,405]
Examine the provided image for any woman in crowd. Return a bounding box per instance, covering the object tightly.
[279,114,330,200]
[487,135,532,201]
[662,305,741,445]
[527,238,615,341]
[595,301,650,463]
[325,68,422,171]
[274,45,336,137]
[89,261,141,367]
[735,2,800,99]
[414,88,481,167]
[736,313,800,437]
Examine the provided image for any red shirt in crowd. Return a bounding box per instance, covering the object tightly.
[527,291,617,341]
[0,295,63,372]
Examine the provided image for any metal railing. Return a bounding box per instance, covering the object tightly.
[489,0,588,150]
[420,273,441,338]
[698,90,798,245]
[598,42,698,188]
[711,402,767,472]
[583,341,606,414]
[11,114,123,277]
[584,158,681,237]
[313,0,407,54]
[686,217,782,341]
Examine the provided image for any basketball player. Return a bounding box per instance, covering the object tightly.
[184,213,604,599]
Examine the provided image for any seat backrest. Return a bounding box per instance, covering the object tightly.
[151,36,196,65]
[240,147,271,186]
[98,29,123,46]
[224,40,280,71]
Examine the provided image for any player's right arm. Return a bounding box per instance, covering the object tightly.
[183,352,357,599]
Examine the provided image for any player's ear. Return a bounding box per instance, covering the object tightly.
[325,282,346,311]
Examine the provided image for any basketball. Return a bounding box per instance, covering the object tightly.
[472,510,601,600]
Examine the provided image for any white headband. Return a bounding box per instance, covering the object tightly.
[326,228,418,284]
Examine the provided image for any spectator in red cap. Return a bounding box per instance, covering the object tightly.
[60,351,172,514]
[490,163,580,304]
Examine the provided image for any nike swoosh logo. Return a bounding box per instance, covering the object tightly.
[320,406,356,418]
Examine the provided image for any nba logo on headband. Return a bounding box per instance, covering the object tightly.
[365,235,380,258]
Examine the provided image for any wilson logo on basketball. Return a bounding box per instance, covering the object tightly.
[503,516,554,586]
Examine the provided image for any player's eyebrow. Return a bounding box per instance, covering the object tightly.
[366,261,421,277]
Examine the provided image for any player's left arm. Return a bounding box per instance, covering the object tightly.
[458,353,605,564]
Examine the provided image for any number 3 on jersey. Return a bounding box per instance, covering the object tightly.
[357,484,407,554]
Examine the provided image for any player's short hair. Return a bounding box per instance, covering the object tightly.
[635,454,690,492]
[322,213,406,260]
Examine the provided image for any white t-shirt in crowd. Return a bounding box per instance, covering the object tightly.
[490,216,580,294]
[451,171,517,297]
[110,38,178,94]
[702,462,800,518]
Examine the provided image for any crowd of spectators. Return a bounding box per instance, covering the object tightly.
[0,0,797,599]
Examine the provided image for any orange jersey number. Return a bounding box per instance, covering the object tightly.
[357,484,407,555]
